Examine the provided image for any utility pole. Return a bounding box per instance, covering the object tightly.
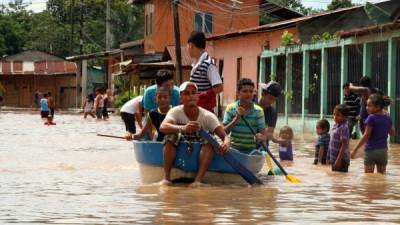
[70,0,75,55]
[106,0,113,51]
[79,0,84,55]
[172,0,183,84]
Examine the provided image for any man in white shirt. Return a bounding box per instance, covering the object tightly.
[187,31,223,112]
[120,96,143,140]
[160,81,230,187]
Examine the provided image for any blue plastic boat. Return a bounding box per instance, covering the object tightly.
[133,140,265,184]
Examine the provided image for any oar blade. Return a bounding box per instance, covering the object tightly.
[285,175,301,183]
[199,129,263,185]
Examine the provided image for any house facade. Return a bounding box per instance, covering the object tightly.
[0,50,78,108]
[257,0,400,142]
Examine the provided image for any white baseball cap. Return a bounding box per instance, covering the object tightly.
[179,81,198,92]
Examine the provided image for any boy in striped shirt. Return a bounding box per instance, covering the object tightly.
[223,78,266,152]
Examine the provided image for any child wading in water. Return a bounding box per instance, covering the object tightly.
[351,94,395,174]
[328,104,350,172]
[314,119,330,165]
[134,87,171,141]
[278,126,294,161]
[83,94,95,119]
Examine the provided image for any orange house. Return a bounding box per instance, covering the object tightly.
[132,0,260,54]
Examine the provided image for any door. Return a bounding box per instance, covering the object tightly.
[59,87,76,108]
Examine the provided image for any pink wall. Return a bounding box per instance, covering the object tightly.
[209,28,297,106]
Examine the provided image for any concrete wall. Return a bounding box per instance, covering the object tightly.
[209,28,297,106]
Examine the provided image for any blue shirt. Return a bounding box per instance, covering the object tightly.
[142,85,180,111]
[40,98,49,111]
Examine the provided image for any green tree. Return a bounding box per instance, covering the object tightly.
[327,0,353,11]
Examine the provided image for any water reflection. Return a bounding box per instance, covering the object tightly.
[1,112,400,224]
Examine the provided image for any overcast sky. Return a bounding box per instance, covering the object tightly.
[0,0,390,13]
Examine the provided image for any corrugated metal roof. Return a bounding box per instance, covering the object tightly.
[0,61,77,75]
[165,46,193,67]
[337,21,400,37]
[207,5,363,41]
[119,39,144,49]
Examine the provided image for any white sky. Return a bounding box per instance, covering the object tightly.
[0,0,391,12]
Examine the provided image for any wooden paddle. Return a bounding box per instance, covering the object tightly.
[198,129,263,186]
[97,134,126,139]
[240,116,301,183]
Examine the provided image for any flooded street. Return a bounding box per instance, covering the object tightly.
[1,112,400,224]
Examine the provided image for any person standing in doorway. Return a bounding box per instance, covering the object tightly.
[187,31,223,112]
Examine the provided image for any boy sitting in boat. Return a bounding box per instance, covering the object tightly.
[133,87,170,142]
[159,81,230,187]
[223,78,267,153]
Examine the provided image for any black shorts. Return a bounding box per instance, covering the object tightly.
[121,112,136,134]
[332,160,350,173]
[102,107,108,117]
[50,108,55,117]
[41,111,49,118]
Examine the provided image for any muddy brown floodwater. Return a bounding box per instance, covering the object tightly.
[1,112,400,224]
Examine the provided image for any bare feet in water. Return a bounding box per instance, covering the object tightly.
[159,179,172,186]
[188,181,204,188]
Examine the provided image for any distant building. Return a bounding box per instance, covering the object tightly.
[0,50,78,108]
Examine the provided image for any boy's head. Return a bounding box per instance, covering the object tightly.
[156,86,171,108]
[260,81,282,105]
[316,119,330,135]
[333,104,348,123]
[155,70,174,90]
[237,78,255,103]
[95,88,102,94]
[48,92,52,97]
[360,76,372,88]
[342,83,350,96]
[43,93,48,98]
[187,31,206,58]
[279,126,293,140]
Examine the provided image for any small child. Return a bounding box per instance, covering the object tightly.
[83,94,95,119]
[278,126,294,161]
[134,87,171,141]
[328,104,350,172]
[94,88,104,120]
[351,93,395,174]
[314,119,330,165]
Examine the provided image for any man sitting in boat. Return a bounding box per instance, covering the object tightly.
[133,86,171,142]
[159,81,230,187]
[223,78,267,153]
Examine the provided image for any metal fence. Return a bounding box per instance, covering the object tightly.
[308,50,321,114]
[291,53,303,114]
[327,47,342,114]
[371,41,388,93]
[347,44,363,84]
[276,55,286,113]
[264,58,271,83]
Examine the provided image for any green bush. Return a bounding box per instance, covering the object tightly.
[114,91,138,109]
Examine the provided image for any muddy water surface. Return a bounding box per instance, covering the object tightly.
[1,112,400,224]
